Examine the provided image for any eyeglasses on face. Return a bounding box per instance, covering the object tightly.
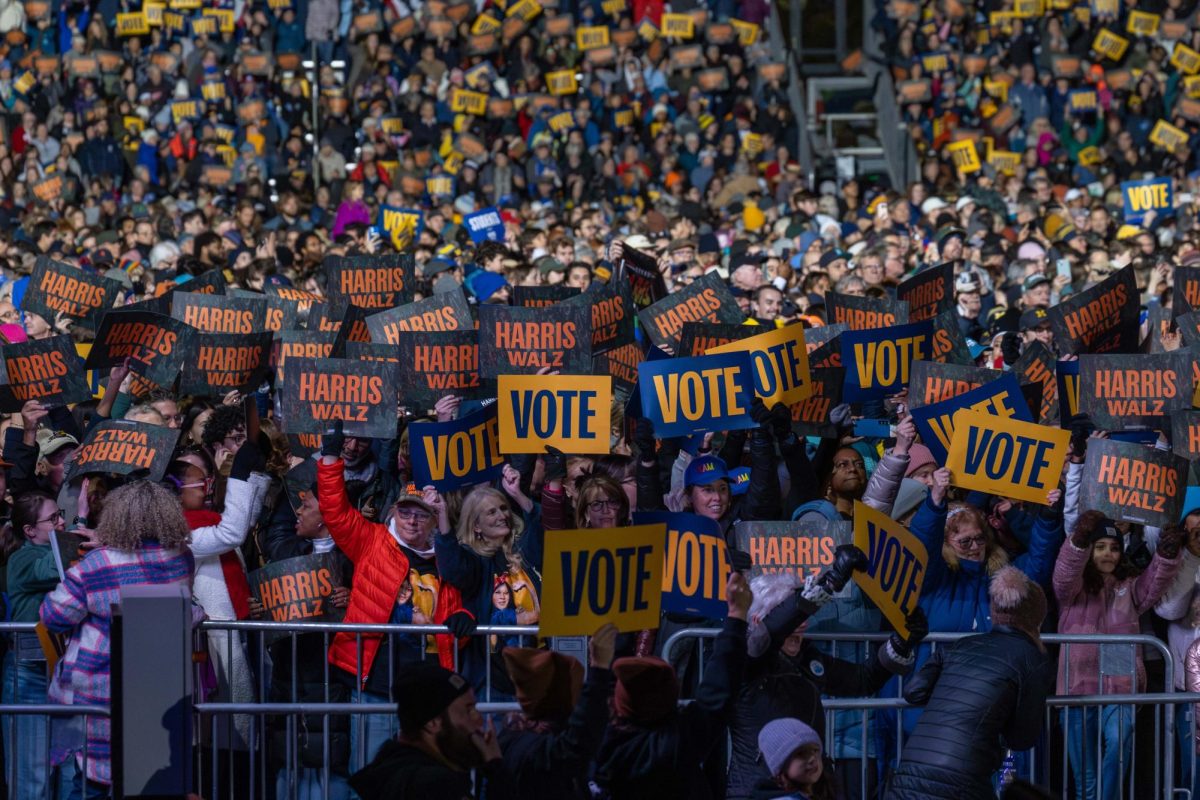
[394,507,432,522]
[588,499,620,512]
[952,535,987,549]
[37,509,64,525]
[833,459,865,471]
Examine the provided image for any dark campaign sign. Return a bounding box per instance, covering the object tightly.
[910,372,1032,463]
[1013,342,1059,425]
[733,519,853,578]
[1146,304,1173,353]
[279,357,397,438]
[790,368,844,437]
[398,330,492,408]
[1171,410,1200,460]
[1175,267,1200,319]
[1079,351,1191,430]
[323,253,416,309]
[678,322,758,357]
[512,284,582,308]
[250,554,345,624]
[1079,438,1186,528]
[272,331,337,381]
[615,245,667,310]
[479,303,592,377]
[563,282,634,355]
[68,419,180,482]
[637,273,744,352]
[898,262,954,322]
[806,324,846,369]
[840,319,936,401]
[23,257,123,330]
[825,292,909,331]
[0,334,90,412]
[408,403,505,490]
[1047,265,1139,355]
[1179,311,1200,348]
[928,309,975,366]
[344,342,399,364]
[177,270,226,296]
[594,341,643,396]
[907,361,1002,409]
[180,332,272,396]
[85,310,193,388]
[1057,358,1080,425]
[171,291,266,334]
[365,289,472,344]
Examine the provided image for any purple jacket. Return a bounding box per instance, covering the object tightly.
[331,199,372,239]
[1053,540,1181,695]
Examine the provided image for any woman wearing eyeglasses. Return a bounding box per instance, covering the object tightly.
[574,475,630,529]
[3,492,72,798]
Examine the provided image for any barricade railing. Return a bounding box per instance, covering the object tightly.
[0,621,109,800]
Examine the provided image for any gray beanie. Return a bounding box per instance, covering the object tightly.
[758,717,822,776]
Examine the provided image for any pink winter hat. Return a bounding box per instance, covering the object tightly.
[0,323,27,344]
[905,444,937,477]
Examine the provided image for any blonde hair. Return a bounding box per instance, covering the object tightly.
[97,480,191,551]
[455,486,525,570]
[942,503,1008,575]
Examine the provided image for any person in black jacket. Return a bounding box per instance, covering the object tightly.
[884,567,1056,800]
[498,623,618,799]
[592,571,752,800]
[727,564,928,800]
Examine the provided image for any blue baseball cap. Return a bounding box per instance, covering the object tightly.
[684,455,729,488]
[728,466,751,496]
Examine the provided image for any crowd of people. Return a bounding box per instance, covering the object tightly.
[0,0,1194,797]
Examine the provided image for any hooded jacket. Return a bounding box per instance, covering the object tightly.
[349,738,515,800]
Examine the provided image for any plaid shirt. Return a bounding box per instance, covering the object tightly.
[40,542,199,785]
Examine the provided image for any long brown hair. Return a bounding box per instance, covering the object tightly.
[574,474,629,528]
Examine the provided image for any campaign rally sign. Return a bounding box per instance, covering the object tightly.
[23,257,123,331]
[637,351,757,437]
[1171,410,1200,459]
[910,372,1033,463]
[0,335,91,412]
[1080,438,1187,528]
[708,324,813,407]
[907,361,1002,409]
[945,410,1070,505]
[1179,311,1200,347]
[375,205,424,250]
[1014,342,1059,425]
[177,270,226,296]
[463,206,506,243]
[733,519,853,579]
[271,331,337,382]
[365,289,472,344]
[479,303,593,377]
[899,262,955,323]
[1057,358,1080,424]
[408,403,505,491]
[67,419,181,482]
[538,524,665,636]
[840,319,935,401]
[497,374,612,454]
[1047,265,1139,355]
[250,554,346,642]
[171,291,266,334]
[279,357,397,438]
[1079,352,1191,430]
[85,310,193,388]
[1146,304,1173,353]
[397,330,491,409]
[512,285,582,308]
[678,322,758,357]
[789,368,843,438]
[805,324,846,369]
[344,342,398,365]
[323,253,416,310]
[564,282,634,355]
[1174,268,1200,318]
[852,502,927,637]
[928,309,977,366]
[1121,177,1173,225]
[825,292,909,331]
[595,341,643,397]
[634,511,730,619]
[614,245,667,310]
[179,332,272,396]
[637,273,744,351]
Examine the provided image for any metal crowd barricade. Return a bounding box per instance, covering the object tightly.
[0,621,109,800]
[665,628,1182,800]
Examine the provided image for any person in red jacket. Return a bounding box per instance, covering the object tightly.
[317,421,476,771]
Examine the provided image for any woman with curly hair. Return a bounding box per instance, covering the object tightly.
[40,481,204,800]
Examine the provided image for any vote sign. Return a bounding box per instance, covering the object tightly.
[840,319,935,401]
[1121,177,1172,225]
[538,524,665,636]
[708,323,813,407]
[852,502,927,637]
[945,410,1070,505]
[637,351,757,438]
[1079,438,1187,528]
[910,372,1032,463]
[635,511,730,619]
[497,374,612,454]
[408,403,505,491]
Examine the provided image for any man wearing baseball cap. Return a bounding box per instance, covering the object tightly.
[349,661,514,799]
[954,271,985,341]
[1019,306,1054,349]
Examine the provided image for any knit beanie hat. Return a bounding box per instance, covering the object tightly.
[904,444,937,478]
[612,657,679,725]
[988,566,1047,643]
[391,662,472,735]
[502,647,584,722]
[758,717,822,776]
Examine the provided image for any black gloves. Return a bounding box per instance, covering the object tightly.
[321,419,345,458]
[229,440,265,481]
[443,610,477,638]
[1067,413,1093,461]
[817,544,867,595]
[750,399,772,427]
[1159,525,1185,559]
[768,402,793,443]
[889,607,929,658]
[1001,331,1022,367]
[543,445,567,484]
[634,417,657,463]
[729,548,753,573]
